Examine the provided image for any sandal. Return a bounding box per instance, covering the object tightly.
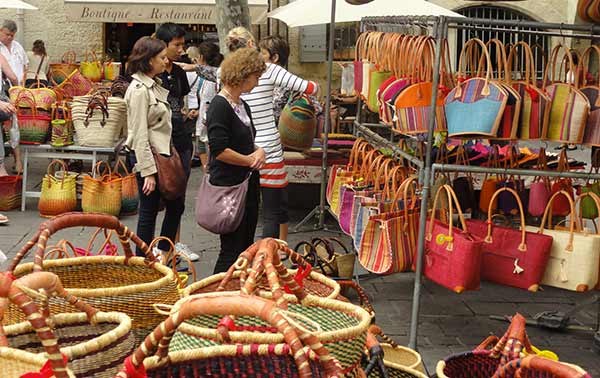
[0,214,8,224]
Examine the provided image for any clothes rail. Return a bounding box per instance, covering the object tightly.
[453,24,598,40]
[446,16,600,34]
[354,123,424,169]
[433,163,600,181]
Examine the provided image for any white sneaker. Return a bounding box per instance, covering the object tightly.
[152,247,165,263]
[175,242,200,262]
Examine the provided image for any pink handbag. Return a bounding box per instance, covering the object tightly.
[527,148,551,217]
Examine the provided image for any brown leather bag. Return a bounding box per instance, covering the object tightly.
[152,146,186,200]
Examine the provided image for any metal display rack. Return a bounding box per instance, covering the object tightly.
[357,15,600,350]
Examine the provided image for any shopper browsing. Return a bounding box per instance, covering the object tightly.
[25,39,50,87]
[206,48,266,273]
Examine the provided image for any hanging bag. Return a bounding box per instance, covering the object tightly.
[541,44,590,143]
[579,45,600,146]
[353,32,368,96]
[380,34,415,125]
[451,145,477,215]
[38,159,77,217]
[550,148,574,217]
[528,148,552,217]
[528,191,600,292]
[466,187,554,292]
[479,145,500,214]
[423,184,484,293]
[367,33,392,113]
[445,38,508,137]
[279,93,317,150]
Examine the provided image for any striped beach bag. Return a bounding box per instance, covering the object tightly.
[279,93,317,151]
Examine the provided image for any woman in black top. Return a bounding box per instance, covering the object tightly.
[206,48,266,273]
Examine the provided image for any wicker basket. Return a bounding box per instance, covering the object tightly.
[6,212,180,344]
[115,292,367,378]
[0,175,22,211]
[0,348,75,378]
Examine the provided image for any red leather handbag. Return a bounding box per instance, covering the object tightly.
[423,185,483,293]
[466,187,554,292]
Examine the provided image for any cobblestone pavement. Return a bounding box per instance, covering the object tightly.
[0,159,598,376]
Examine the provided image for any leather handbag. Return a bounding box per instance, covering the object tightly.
[507,42,551,140]
[466,187,554,292]
[527,191,600,292]
[542,44,590,144]
[359,176,420,274]
[423,184,484,293]
[195,172,250,234]
[528,148,551,217]
[152,145,187,201]
[445,38,509,137]
[579,45,600,146]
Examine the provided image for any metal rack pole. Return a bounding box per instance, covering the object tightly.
[433,163,600,180]
[408,16,445,350]
[354,123,424,169]
[446,16,600,34]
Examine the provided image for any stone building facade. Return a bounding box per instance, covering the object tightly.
[0,0,586,89]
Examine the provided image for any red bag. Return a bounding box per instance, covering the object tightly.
[551,149,574,216]
[466,187,554,292]
[423,184,483,293]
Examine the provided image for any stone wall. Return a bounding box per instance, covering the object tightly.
[0,0,103,63]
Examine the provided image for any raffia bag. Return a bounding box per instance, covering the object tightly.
[38,160,77,218]
[82,161,122,216]
[71,93,127,147]
[6,212,180,344]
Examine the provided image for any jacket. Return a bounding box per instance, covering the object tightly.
[124,72,172,177]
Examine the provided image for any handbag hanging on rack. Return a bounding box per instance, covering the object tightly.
[466,187,554,292]
[579,45,600,146]
[541,44,590,144]
[527,191,600,292]
[550,148,574,217]
[451,145,476,215]
[423,184,484,293]
[479,145,500,214]
[445,38,509,138]
[528,148,552,217]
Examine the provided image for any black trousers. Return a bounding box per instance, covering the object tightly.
[214,172,260,274]
[261,186,289,238]
[127,143,192,256]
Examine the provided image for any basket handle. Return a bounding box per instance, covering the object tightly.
[61,50,77,64]
[85,227,119,256]
[115,293,342,378]
[364,327,390,378]
[113,158,131,176]
[43,239,78,259]
[147,236,197,288]
[492,355,588,378]
[8,213,159,274]
[368,324,398,348]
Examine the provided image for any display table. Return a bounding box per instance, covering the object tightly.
[18,144,117,211]
[284,152,348,184]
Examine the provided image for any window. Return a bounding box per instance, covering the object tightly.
[456,5,549,78]
[329,22,360,61]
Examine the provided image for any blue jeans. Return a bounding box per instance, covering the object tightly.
[127,145,191,256]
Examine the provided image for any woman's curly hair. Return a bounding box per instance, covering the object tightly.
[219,48,266,88]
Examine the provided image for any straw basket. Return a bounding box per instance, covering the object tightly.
[71,94,127,147]
[49,51,79,86]
[6,212,180,344]
[0,348,75,378]
[38,160,78,217]
[0,175,22,211]
[114,292,369,378]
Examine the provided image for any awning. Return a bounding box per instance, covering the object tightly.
[64,0,268,24]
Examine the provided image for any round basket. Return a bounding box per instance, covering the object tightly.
[7,213,180,344]
[5,312,134,378]
[0,347,76,378]
[183,268,340,299]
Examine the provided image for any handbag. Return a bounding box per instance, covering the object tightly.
[9,85,57,112]
[14,94,51,144]
[71,93,127,147]
[359,176,420,274]
[550,149,574,217]
[195,172,250,234]
[423,184,484,293]
[527,191,600,292]
[279,93,317,151]
[445,38,509,137]
[38,160,77,217]
[528,148,551,217]
[49,51,79,85]
[579,45,600,146]
[80,50,103,82]
[353,32,368,96]
[466,187,554,292]
[507,42,551,140]
[113,158,139,216]
[451,146,476,215]
[153,145,187,201]
[0,175,22,211]
[542,44,590,143]
[340,62,355,96]
[50,102,73,147]
[479,146,500,214]
[81,161,122,216]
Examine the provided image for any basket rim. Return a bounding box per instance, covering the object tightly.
[381,343,424,373]
[181,269,341,299]
[172,291,370,343]
[0,346,76,378]
[4,311,132,360]
[13,256,178,298]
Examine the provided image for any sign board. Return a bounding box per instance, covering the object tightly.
[64,0,268,24]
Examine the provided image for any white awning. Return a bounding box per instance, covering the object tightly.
[64,0,268,24]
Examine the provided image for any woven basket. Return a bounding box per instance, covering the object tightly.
[491,355,590,378]
[6,212,180,344]
[113,159,138,216]
[436,314,535,378]
[179,239,369,376]
[15,95,51,144]
[49,51,79,86]
[0,175,22,211]
[364,324,426,377]
[114,292,366,378]
[71,94,127,147]
[38,160,78,218]
[279,94,317,151]
[51,103,74,147]
[81,161,122,216]
[0,348,75,378]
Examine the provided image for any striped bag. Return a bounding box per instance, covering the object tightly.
[580,45,600,146]
[445,38,508,138]
[359,176,420,274]
[542,44,590,144]
[279,93,317,151]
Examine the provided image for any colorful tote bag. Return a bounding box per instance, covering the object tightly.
[579,45,600,146]
[542,44,590,144]
[358,176,420,274]
[423,184,483,293]
[466,187,554,292]
[508,42,551,140]
[445,38,508,137]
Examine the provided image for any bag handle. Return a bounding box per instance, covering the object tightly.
[542,43,578,89]
[455,38,494,99]
[83,228,118,256]
[61,50,77,64]
[115,293,342,378]
[113,158,131,176]
[579,44,600,91]
[507,41,536,88]
[490,313,535,363]
[427,184,469,251]
[45,159,69,190]
[8,213,162,275]
[538,190,579,251]
[485,187,527,251]
[295,240,336,276]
